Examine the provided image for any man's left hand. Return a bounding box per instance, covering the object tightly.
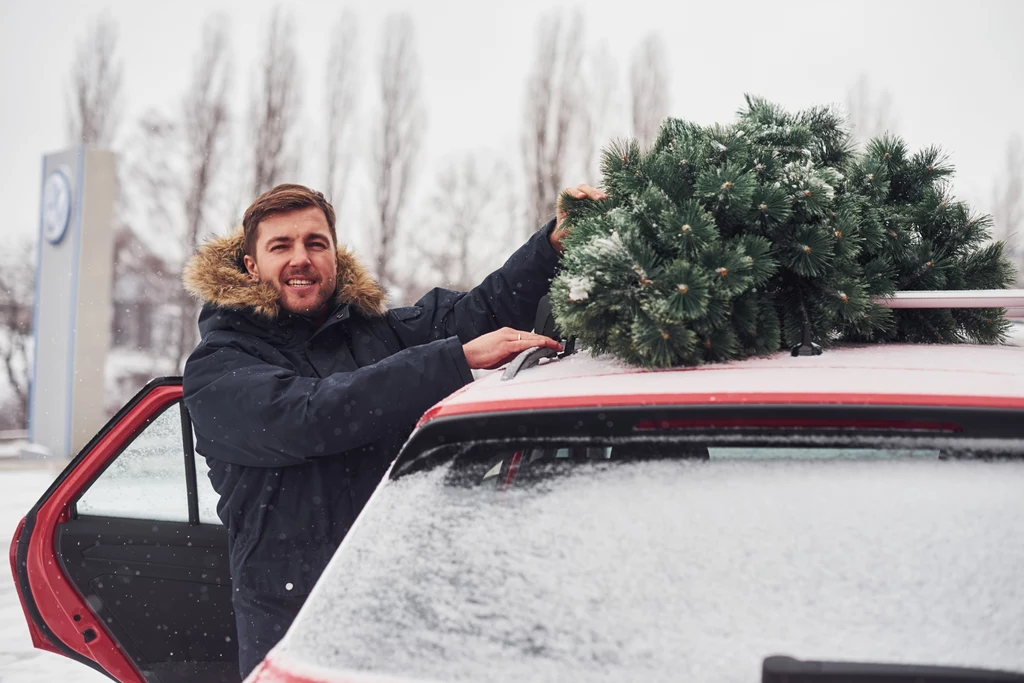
[550,183,608,254]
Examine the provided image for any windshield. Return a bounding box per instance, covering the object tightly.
[279,439,1024,682]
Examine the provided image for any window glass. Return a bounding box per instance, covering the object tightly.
[195,455,222,525]
[284,439,1024,683]
[77,405,188,521]
[471,444,941,489]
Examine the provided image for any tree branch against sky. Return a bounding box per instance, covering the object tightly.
[175,16,233,368]
[66,12,123,147]
[325,10,360,214]
[521,8,589,239]
[0,241,35,429]
[992,134,1023,285]
[629,33,669,149]
[846,74,897,146]
[372,13,424,291]
[415,154,513,292]
[579,42,621,181]
[250,5,302,198]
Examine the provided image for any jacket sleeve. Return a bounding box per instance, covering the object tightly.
[387,218,561,347]
[182,335,473,468]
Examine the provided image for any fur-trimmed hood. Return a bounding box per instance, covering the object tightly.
[182,227,387,319]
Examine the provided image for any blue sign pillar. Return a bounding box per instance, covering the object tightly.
[27,147,116,460]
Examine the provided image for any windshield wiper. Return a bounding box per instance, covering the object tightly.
[763,655,1024,682]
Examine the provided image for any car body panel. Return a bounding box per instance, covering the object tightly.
[420,345,1024,425]
[8,516,58,655]
[13,343,1024,683]
[264,343,1024,683]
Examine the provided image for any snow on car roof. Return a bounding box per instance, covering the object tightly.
[422,343,1024,422]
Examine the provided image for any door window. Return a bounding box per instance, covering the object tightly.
[77,405,188,521]
[76,401,223,525]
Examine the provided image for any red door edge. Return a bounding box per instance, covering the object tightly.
[23,383,183,683]
[9,516,59,654]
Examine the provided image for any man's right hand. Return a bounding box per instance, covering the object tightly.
[462,327,563,370]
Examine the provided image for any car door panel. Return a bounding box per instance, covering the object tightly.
[12,379,239,683]
[57,516,235,681]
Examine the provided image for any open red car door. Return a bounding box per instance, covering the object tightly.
[9,378,239,683]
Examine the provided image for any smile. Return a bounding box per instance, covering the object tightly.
[286,279,315,286]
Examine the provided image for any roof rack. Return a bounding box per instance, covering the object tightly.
[501,346,558,380]
[791,288,1024,355]
[502,295,577,380]
[873,289,1024,309]
[504,290,1024,379]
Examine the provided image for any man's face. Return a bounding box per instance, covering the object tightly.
[243,206,338,318]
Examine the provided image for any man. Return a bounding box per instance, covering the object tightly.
[181,182,605,677]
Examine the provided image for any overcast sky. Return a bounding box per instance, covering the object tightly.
[1,0,1022,258]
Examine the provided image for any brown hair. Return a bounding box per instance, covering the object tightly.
[242,184,338,257]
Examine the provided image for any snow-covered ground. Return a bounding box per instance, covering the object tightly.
[0,465,109,683]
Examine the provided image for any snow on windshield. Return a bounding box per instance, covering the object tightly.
[281,456,1024,682]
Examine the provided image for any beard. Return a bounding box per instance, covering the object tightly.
[272,269,337,317]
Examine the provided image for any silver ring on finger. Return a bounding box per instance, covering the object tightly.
[518,333,522,341]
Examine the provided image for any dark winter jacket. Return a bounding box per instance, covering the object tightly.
[181,221,560,598]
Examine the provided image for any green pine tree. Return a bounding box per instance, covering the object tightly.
[550,96,1016,369]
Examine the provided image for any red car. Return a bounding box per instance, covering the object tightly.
[11,313,1024,682]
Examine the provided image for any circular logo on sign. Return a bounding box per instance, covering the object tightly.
[42,169,73,245]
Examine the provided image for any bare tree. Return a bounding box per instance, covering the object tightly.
[578,43,621,180]
[629,33,669,148]
[0,241,35,429]
[115,112,179,364]
[127,112,182,237]
[372,13,425,290]
[174,17,233,368]
[326,11,361,211]
[414,155,513,292]
[847,74,896,145]
[250,5,302,197]
[66,12,123,146]
[521,9,589,239]
[993,134,1024,285]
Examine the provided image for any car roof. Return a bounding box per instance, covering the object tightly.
[420,343,1024,423]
